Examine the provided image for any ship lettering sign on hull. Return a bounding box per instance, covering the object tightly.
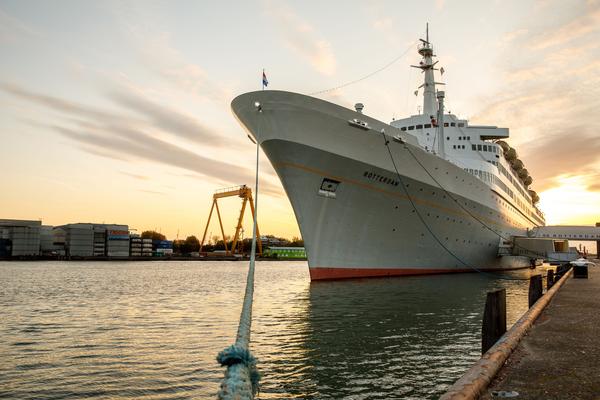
[364,171,400,187]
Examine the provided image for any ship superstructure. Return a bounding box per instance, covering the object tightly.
[232,28,545,280]
[391,27,544,228]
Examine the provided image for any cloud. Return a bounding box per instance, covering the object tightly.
[497,29,528,48]
[108,89,229,147]
[471,0,600,196]
[120,171,149,180]
[0,82,129,123]
[519,130,600,190]
[373,18,393,31]
[1,82,283,196]
[265,1,336,75]
[176,172,284,198]
[529,4,600,50]
[587,179,600,192]
[52,123,260,186]
[119,19,230,102]
[138,189,166,195]
[0,7,39,44]
[1,82,231,147]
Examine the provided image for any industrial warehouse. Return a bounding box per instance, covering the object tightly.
[0,219,168,259]
[0,218,305,260]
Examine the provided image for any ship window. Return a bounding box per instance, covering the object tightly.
[453,145,456,149]
[458,137,462,140]
[472,144,476,150]
[425,123,432,128]
[462,145,465,149]
[408,126,414,130]
[483,145,488,151]
[477,144,482,151]
[451,122,456,127]
[416,124,423,129]
[458,123,465,127]
[446,137,450,140]
[444,122,449,127]
[401,127,406,131]
[467,136,470,140]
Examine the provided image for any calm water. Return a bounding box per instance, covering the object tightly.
[0,261,551,399]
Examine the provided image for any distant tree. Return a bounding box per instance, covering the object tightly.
[184,235,201,253]
[141,230,166,241]
[173,239,185,254]
[289,236,304,247]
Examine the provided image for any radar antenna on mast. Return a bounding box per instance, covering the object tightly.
[410,23,438,116]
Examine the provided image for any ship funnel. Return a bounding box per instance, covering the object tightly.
[354,103,364,113]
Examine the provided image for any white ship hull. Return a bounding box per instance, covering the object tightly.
[232,90,536,280]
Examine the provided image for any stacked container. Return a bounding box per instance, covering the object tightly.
[105,226,130,257]
[64,223,94,257]
[0,220,41,256]
[142,238,153,256]
[93,227,106,256]
[130,234,142,257]
[154,240,173,257]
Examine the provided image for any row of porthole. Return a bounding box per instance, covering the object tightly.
[394,196,527,232]
[395,180,531,230]
[390,224,497,248]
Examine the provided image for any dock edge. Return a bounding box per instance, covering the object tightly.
[439,268,574,400]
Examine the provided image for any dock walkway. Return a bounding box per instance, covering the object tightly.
[482,263,600,399]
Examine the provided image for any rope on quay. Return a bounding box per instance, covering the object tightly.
[216,104,262,399]
[216,257,260,399]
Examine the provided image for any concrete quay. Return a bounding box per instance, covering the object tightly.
[481,262,600,400]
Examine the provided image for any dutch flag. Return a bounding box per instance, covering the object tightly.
[262,69,268,89]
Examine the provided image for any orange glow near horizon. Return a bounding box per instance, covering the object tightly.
[0,1,598,240]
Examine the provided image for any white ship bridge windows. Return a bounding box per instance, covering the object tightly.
[399,123,435,131]
[471,143,500,154]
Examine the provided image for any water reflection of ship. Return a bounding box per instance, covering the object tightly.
[294,274,532,398]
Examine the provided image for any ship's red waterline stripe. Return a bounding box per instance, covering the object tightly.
[309,267,525,280]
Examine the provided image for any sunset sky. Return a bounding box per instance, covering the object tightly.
[1,0,599,242]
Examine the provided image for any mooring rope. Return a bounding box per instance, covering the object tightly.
[216,107,262,399]
[307,40,418,96]
[379,130,551,281]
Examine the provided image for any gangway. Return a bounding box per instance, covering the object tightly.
[530,225,600,242]
[200,185,262,256]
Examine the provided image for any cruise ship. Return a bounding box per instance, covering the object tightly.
[232,29,545,280]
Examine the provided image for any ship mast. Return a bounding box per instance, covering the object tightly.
[412,23,438,117]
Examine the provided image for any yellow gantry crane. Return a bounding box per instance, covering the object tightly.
[200,185,262,256]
